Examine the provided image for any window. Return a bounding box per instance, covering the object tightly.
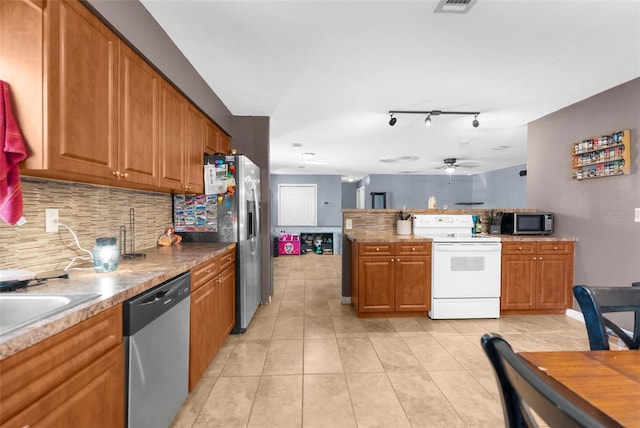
[278,184,317,226]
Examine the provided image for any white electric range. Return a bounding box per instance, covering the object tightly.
[413,214,502,319]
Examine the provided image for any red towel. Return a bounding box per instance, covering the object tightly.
[0,80,28,225]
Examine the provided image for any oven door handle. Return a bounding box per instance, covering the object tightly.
[433,243,502,252]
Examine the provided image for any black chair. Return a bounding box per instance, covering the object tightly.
[572,285,640,350]
[480,333,621,428]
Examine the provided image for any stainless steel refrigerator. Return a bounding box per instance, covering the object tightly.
[173,154,261,333]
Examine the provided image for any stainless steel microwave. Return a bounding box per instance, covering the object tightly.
[493,212,554,235]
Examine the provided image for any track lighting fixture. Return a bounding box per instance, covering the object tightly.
[387,110,480,127]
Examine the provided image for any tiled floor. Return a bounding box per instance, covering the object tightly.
[171,254,590,427]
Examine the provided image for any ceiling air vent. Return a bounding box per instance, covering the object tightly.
[434,0,478,14]
[379,155,419,164]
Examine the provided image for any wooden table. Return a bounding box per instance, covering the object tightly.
[519,350,640,427]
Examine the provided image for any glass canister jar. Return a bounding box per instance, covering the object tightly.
[93,237,119,272]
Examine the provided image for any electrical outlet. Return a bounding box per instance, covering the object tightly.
[636,208,640,223]
[45,209,59,233]
[345,219,352,230]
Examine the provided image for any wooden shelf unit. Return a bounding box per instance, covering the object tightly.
[571,129,631,180]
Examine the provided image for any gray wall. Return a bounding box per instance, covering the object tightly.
[341,182,357,209]
[270,175,343,226]
[472,164,527,208]
[528,77,640,288]
[357,171,526,209]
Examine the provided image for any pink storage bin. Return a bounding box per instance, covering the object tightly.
[278,234,300,255]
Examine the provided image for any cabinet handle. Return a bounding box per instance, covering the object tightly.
[376,247,380,251]
[112,171,119,177]
[397,258,400,262]
[539,257,543,260]
[533,257,537,260]
[553,246,558,250]
[411,247,416,251]
[518,246,523,250]
[123,172,129,178]
[391,258,394,262]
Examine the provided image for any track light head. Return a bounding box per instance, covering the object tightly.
[388,110,481,128]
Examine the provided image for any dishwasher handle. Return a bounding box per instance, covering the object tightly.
[123,272,191,336]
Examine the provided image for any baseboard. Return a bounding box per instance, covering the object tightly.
[340,296,351,305]
[565,308,584,323]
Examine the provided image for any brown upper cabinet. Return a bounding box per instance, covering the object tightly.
[205,120,231,155]
[5,0,226,194]
[118,42,160,187]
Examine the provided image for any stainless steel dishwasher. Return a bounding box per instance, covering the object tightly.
[123,272,191,428]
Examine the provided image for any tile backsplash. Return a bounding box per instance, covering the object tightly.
[0,177,172,273]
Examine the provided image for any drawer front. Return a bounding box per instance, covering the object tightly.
[502,242,537,255]
[191,258,217,290]
[395,242,431,256]
[537,241,573,255]
[0,305,122,424]
[359,243,393,256]
[217,248,236,273]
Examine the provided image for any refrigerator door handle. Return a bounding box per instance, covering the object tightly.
[252,187,260,240]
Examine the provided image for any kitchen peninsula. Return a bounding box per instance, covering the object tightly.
[342,209,576,318]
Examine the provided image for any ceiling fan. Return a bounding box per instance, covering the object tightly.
[435,158,479,173]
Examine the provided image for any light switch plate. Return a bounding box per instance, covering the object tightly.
[635,208,640,223]
[345,219,353,230]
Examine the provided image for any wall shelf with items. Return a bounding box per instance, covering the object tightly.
[572,129,630,180]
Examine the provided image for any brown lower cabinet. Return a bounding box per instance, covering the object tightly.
[351,241,431,317]
[0,305,124,428]
[501,241,574,314]
[189,249,236,390]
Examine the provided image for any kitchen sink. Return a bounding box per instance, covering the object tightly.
[0,293,101,336]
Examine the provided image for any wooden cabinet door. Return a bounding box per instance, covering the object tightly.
[358,256,394,312]
[535,255,572,309]
[394,254,430,311]
[184,105,204,193]
[218,132,231,154]
[159,81,185,191]
[204,120,220,154]
[118,41,159,186]
[501,255,536,310]
[189,281,217,391]
[47,0,118,178]
[3,345,124,428]
[218,265,236,344]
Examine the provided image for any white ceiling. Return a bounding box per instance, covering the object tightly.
[140,0,640,181]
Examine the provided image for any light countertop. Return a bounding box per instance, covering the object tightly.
[0,243,234,360]
[345,233,576,242]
